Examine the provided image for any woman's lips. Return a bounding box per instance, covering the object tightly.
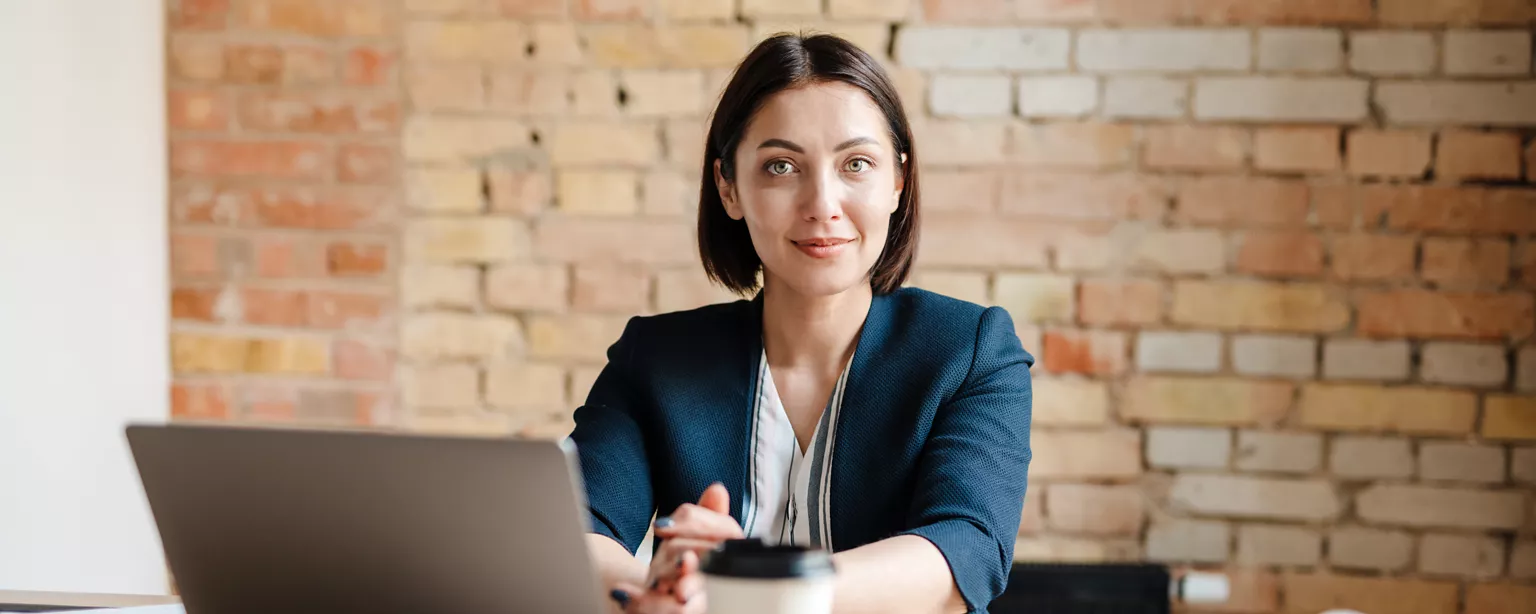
[791,238,853,259]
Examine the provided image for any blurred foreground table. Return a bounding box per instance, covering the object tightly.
[0,591,178,613]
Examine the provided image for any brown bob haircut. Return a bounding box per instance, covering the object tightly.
[696,33,920,296]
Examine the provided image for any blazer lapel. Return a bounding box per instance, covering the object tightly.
[825,291,896,551]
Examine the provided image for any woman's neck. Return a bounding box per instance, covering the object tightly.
[760,276,873,373]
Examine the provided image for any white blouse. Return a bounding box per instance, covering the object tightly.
[740,348,854,549]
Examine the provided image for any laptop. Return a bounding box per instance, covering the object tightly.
[126,424,607,614]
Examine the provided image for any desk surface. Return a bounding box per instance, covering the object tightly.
[0,591,179,612]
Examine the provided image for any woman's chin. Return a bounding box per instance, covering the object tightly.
[771,266,873,298]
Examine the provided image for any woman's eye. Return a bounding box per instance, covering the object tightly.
[766,160,794,175]
[845,158,871,173]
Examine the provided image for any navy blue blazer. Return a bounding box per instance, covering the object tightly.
[568,287,1034,612]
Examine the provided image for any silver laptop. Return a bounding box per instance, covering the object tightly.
[126,424,607,614]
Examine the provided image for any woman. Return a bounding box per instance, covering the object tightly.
[569,33,1033,614]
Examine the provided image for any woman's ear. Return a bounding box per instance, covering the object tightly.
[714,159,743,220]
[892,152,907,206]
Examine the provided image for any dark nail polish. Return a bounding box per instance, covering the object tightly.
[677,558,684,569]
[654,517,674,529]
[649,579,659,590]
[609,589,630,607]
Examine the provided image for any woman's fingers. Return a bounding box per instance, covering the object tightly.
[612,582,689,614]
[654,503,744,541]
[672,551,705,604]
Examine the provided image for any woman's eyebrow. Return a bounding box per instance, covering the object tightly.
[756,136,878,153]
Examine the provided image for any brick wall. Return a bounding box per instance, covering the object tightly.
[166,0,1536,611]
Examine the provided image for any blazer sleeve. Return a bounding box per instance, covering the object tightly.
[567,317,655,554]
[898,306,1034,612]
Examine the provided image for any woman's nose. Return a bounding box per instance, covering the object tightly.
[801,168,843,222]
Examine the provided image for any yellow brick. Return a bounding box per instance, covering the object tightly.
[828,0,908,20]
[570,70,622,117]
[1298,384,1477,435]
[556,170,639,216]
[907,271,989,305]
[1285,573,1458,614]
[1032,377,1110,426]
[1122,376,1294,426]
[660,0,733,19]
[406,167,483,212]
[550,121,659,166]
[405,217,529,263]
[246,337,329,375]
[404,21,526,62]
[406,64,485,112]
[741,0,820,17]
[402,264,480,309]
[488,69,569,115]
[750,22,891,59]
[401,364,480,411]
[570,366,604,404]
[1484,395,1536,441]
[655,269,741,312]
[1172,281,1349,333]
[171,333,248,373]
[401,313,525,360]
[402,116,530,162]
[664,117,708,169]
[994,273,1075,323]
[527,315,629,363]
[584,24,749,68]
[408,408,516,437]
[1031,429,1142,479]
[620,70,707,117]
[169,36,224,81]
[530,22,583,65]
[485,362,567,412]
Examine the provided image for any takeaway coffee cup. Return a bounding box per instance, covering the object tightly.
[701,538,835,614]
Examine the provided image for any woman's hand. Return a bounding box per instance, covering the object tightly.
[610,483,743,613]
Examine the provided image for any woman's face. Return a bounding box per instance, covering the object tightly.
[715,81,904,298]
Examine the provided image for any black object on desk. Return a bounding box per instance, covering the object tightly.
[989,563,1172,614]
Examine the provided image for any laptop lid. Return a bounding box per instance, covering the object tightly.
[126,424,606,614]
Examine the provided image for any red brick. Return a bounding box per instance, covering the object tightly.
[237,93,400,134]
[1346,129,1432,178]
[1330,234,1417,281]
[1422,238,1512,287]
[172,287,220,322]
[1000,173,1168,221]
[224,44,334,85]
[333,339,393,381]
[326,241,389,277]
[1358,291,1534,340]
[1283,573,1458,614]
[1173,281,1348,333]
[171,383,230,420]
[171,0,231,30]
[242,288,308,326]
[1041,329,1128,375]
[1177,177,1309,228]
[1012,123,1136,170]
[248,186,394,230]
[1312,184,1357,229]
[253,236,325,278]
[1360,185,1536,235]
[232,0,391,38]
[1253,126,1340,173]
[1236,231,1325,277]
[1377,0,1535,25]
[170,140,330,180]
[1524,242,1536,286]
[343,46,396,86]
[1437,130,1523,181]
[241,384,298,421]
[1078,279,1163,326]
[496,0,567,17]
[307,291,390,330]
[171,232,220,278]
[167,88,230,132]
[337,142,397,184]
[575,0,648,19]
[170,35,225,81]
[1144,125,1248,171]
